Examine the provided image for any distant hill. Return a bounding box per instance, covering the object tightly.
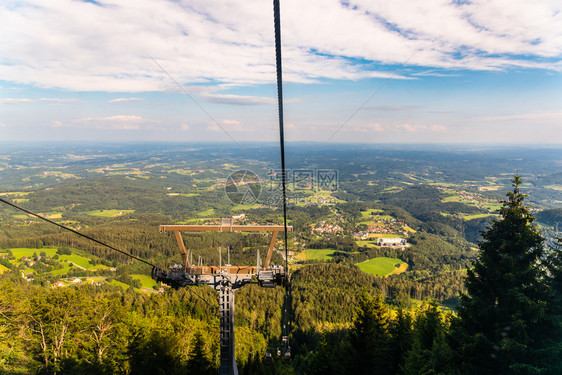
[536,208,562,226]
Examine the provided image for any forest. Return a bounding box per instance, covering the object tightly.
[2,144,562,374]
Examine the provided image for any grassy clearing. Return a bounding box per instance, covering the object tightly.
[478,185,502,191]
[368,233,404,239]
[167,193,200,197]
[57,254,100,269]
[442,195,460,202]
[294,252,307,261]
[463,213,499,221]
[8,247,59,258]
[231,204,261,211]
[360,209,384,219]
[131,274,158,289]
[481,202,502,211]
[50,263,72,276]
[357,257,407,277]
[6,247,108,272]
[196,208,216,217]
[0,192,30,197]
[305,249,337,261]
[389,262,409,275]
[355,240,379,249]
[0,264,9,274]
[83,209,135,217]
[108,279,136,290]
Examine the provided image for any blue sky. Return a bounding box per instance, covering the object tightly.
[1,0,561,144]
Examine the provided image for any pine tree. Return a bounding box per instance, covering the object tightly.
[388,307,413,374]
[456,176,550,374]
[349,289,391,375]
[187,332,214,375]
[543,238,562,374]
[402,301,456,375]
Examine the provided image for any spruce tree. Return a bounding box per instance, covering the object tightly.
[402,301,456,375]
[349,289,391,375]
[543,238,562,374]
[388,307,413,374]
[456,176,549,374]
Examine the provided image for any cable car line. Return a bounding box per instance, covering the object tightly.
[316,51,417,152]
[0,197,215,307]
[0,197,155,267]
[273,0,289,286]
[149,56,249,157]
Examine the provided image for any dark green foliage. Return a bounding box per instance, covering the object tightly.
[536,208,562,227]
[544,238,562,375]
[186,333,214,375]
[456,176,552,374]
[349,290,391,375]
[388,307,413,374]
[403,301,456,375]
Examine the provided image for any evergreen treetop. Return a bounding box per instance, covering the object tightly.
[456,176,550,374]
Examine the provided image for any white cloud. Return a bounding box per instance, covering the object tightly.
[207,119,249,132]
[396,123,448,133]
[222,120,240,125]
[39,98,80,104]
[51,120,64,128]
[73,115,160,130]
[188,86,275,105]
[355,122,448,133]
[0,98,35,104]
[430,124,447,133]
[358,123,385,132]
[109,97,145,103]
[483,112,562,121]
[0,0,559,92]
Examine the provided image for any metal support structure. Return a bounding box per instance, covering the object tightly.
[218,279,237,375]
[153,222,292,373]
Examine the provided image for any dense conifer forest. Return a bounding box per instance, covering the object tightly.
[2,145,562,373]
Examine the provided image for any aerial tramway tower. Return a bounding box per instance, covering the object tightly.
[152,218,292,375]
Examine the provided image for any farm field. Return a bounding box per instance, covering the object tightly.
[355,240,379,248]
[305,249,338,261]
[83,209,135,217]
[368,233,405,239]
[357,257,407,277]
[131,274,158,289]
[463,213,499,221]
[3,247,109,272]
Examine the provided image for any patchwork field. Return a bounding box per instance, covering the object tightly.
[131,274,158,289]
[305,249,338,261]
[83,209,135,217]
[357,257,408,277]
[3,247,109,272]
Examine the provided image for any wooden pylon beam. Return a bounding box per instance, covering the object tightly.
[173,230,190,268]
[264,230,278,268]
[161,224,291,271]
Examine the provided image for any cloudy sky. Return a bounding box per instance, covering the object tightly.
[1,0,561,144]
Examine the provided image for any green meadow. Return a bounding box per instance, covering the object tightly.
[305,249,338,261]
[83,209,135,217]
[357,257,407,277]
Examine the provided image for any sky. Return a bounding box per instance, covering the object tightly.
[1,0,561,145]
